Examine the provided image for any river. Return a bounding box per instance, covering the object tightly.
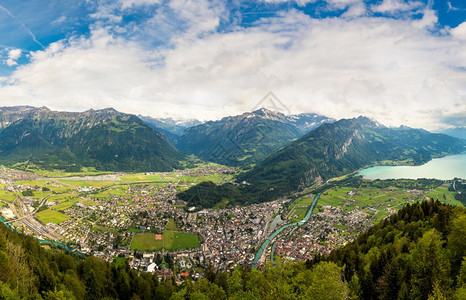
[252,192,321,268]
[358,153,466,180]
[0,216,85,256]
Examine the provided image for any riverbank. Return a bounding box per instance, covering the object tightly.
[252,192,322,268]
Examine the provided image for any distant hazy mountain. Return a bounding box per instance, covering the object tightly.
[239,116,466,201]
[284,112,336,135]
[436,127,466,140]
[138,115,202,142]
[174,108,334,167]
[0,106,184,172]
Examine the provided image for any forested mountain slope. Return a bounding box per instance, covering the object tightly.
[0,107,184,172]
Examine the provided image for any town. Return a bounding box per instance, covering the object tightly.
[0,165,462,282]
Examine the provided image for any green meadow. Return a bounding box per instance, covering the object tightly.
[36,209,70,224]
[165,219,180,231]
[314,183,463,223]
[286,194,316,223]
[163,231,200,251]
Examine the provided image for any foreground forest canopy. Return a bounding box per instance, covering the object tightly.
[0,200,464,299]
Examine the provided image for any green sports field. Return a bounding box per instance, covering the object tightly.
[163,231,200,251]
[130,231,200,251]
[130,233,163,251]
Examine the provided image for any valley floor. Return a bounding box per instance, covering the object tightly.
[0,165,463,279]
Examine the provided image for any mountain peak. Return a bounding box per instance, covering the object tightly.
[355,115,385,128]
[93,107,118,114]
[252,108,286,122]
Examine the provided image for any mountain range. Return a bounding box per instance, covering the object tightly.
[0,106,184,172]
[239,116,466,201]
[174,108,334,167]
[138,115,202,143]
[1,106,464,199]
[179,116,466,207]
[437,127,466,140]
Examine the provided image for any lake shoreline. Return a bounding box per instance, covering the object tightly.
[358,153,466,180]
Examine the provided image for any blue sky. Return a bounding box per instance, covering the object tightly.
[0,0,465,130]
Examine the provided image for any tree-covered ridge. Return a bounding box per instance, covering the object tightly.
[0,107,184,172]
[178,117,465,208]
[320,199,466,300]
[177,181,254,209]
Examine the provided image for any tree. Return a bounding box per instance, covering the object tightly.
[304,262,348,300]
[227,267,243,296]
[0,281,20,300]
[409,229,451,299]
[428,282,448,300]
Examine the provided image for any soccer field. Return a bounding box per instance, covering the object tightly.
[130,231,200,251]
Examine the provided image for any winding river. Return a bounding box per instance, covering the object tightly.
[252,192,321,268]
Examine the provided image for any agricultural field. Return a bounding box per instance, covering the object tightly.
[286,194,315,223]
[0,185,17,202]
[27,190,52,200]
[425,186,463,207]
[20,166,111,178]
[317,186,415,212]
[120,173,178,182]
[51,199,79,211]
[314,183,464,223]
[59,180,116,189]
[36,209,70,224]
[91,184,130,198]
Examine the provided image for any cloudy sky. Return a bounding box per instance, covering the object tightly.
[0,0,465,130]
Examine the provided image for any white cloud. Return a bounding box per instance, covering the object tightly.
[119,0,162,10]
[260,0,316,6]
[371,0,424,14]
[52,16,67,25]
[451,22,466,40]
[0,6,465,130]
[5,48,22,66]
[8,49,22,60]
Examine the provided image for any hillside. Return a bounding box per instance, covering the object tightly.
[239,116,466,201]
[0,107,184,172]
[174,108,333,167]
[322,199,466,299]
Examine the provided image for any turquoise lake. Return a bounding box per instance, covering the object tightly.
[358,153,466,180]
